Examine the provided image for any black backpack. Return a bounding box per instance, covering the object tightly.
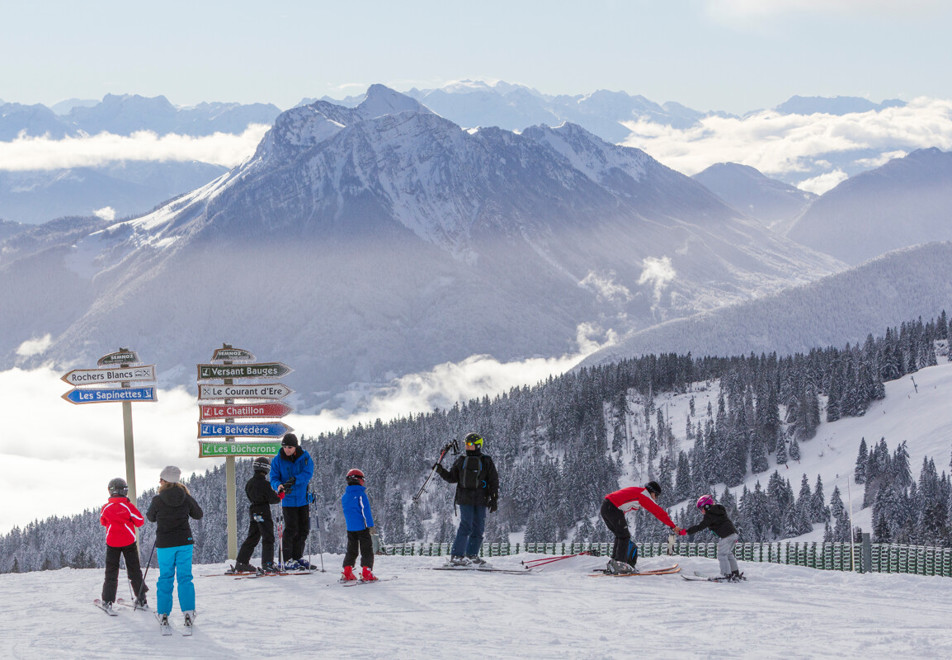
[459,455,484,490]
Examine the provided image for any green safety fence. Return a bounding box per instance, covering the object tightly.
[380,540,952,578]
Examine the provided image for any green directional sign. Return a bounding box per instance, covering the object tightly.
[198,440,283,458]
[196,362,292,381]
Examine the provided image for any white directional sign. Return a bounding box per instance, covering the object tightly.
[61,365,156,387]
[197,382,293,400]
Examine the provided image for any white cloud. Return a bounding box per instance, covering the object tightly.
[0,124,270,171]
[797,169,849,195]
[621,97,952,183]
[15,334,52,357]
[638,256,676,302]
[579,271,633,303]
[93,206,115,221]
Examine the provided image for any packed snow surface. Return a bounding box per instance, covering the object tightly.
[2,553,950,659]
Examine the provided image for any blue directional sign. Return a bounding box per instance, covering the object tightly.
[197,421,292,438]
[62,386,158,404]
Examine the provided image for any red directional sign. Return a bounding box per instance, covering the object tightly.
[199,402,292,420]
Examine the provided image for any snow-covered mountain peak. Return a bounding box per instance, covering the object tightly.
[523,122,650,190]
[357,84,432,119]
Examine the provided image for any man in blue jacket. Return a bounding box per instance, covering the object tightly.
[270,433,315,570]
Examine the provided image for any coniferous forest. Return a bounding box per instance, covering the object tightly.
[1,312,950,573]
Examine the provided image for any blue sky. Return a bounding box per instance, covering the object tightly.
[3,1,950,113]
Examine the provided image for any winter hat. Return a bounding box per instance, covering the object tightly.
[645,481,662,497]
[160,465,182,483]
[281,433,299,447]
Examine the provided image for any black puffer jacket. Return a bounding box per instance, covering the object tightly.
[146,484,204,548]
[686,504,737,538]
[435,449,499,508]
[246,472,281,516]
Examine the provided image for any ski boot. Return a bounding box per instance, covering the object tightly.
[447,556,471,567]
[607,559,635,574]
[361,566,378,582]
[467,555,487,566]
[340,565,358,582]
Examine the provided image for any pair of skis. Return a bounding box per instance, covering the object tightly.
[681,571,747,582]
[589,563,681,577]
[430,565,531,575]
[340,576,397,586]
[158,612,194,636]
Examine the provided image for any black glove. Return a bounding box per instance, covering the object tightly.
[282,477,296,492]
[488,494,498,513]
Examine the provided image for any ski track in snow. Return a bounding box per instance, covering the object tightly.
[2,554,951,659]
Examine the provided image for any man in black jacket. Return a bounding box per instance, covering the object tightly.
[435,432,499,566]
[231,456,282,574]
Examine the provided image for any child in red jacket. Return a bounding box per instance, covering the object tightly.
[100,477,147,612]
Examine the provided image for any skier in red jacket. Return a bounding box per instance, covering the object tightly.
[99,478,147,612]
[600,481,684,574]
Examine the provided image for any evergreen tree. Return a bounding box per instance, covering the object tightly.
[789,437,801,463]
[854,438,868,485]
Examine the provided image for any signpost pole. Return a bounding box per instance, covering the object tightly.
[223,345,238,560]
[118,349,138,504]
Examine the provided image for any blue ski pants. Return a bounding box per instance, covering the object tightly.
[451,504,487,558]
[156,544,195,615]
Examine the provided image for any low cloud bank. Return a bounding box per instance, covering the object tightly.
[623,97,952,193]
[0,326,612,533]
[0,124,270,171]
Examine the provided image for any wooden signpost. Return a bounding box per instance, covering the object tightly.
[61,348,156,505]
[197,344,294,559]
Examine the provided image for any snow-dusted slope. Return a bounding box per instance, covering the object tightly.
[787,148,952,265]
[581,242,952,368]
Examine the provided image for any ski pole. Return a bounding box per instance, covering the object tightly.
[134,537,157,612]
[412,439,459,502]
[521,551,592,569]
[315,512,325,572]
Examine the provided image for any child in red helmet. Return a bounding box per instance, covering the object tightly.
[685,494,743,581]
[99,477,147,612]
[340,468,378,582]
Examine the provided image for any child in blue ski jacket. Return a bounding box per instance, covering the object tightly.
[340,468,377,582]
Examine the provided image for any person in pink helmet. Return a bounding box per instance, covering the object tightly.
[685,494,743,581]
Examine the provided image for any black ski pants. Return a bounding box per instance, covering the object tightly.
[237,511,275,567]
[600,498,635,564]
[343,528,374,569]
[281,504,310,561]
[102,542,145,603]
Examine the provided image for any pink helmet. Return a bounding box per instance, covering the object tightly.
[696,494,714,510]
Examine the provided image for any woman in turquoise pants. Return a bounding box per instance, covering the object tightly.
[146,466,203,627]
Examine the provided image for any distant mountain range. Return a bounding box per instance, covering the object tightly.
[0,86,840,405]
[0,93,281,139]
[0,83,929,227]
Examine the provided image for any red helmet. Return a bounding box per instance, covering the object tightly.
[696,494,715,510]
[346,468,365,485]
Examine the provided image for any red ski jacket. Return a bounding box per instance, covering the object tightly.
[100,496,145,547]
[605,487,677,529]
